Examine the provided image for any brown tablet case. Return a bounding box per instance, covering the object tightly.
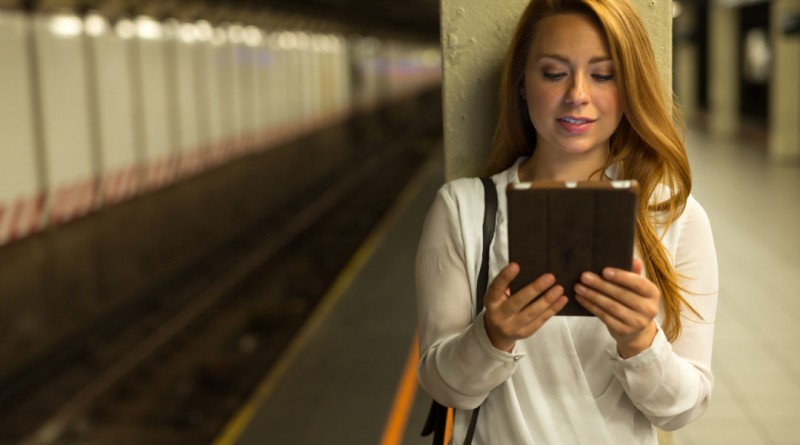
[506,181,639,316]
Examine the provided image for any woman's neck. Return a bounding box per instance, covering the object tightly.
[518,147,609,182]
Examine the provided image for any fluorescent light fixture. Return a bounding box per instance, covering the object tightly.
[49,14,83,37]
[228,24,244,44]
[672,1,683,19]
[212,27,227,46]
[84,13,108,36]
[163,19,180,39]
[195,21,213,42]
[244,26,263,46]
[180,23,197,43]
[136,16,163,40]
[115,19,135,39]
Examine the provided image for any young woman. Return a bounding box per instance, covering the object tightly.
[415,0,718,443]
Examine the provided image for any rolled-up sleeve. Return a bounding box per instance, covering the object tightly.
[608,196,718,430]
[416,185,519,409]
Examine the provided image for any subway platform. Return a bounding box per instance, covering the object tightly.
[213,126,800,445]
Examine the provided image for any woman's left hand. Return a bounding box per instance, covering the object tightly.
[574,258,660,359]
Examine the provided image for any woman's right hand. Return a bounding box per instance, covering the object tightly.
[483,263,568,352]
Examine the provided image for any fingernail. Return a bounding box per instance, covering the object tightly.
[575,283,586,294]
[582,272,596,283]
[603,268,616,279]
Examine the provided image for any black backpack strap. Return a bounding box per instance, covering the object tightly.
[463,177,496,445]
[421,400,448,444]
[422,177,498,445]
[464,405,481,444]
[476,177,498,314]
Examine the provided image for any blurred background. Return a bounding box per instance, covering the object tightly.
[0,0,797,444]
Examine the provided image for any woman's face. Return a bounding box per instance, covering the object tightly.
[522,13,622,159]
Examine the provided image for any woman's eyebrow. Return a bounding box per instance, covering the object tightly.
[588,56,613,64]
[538,54,613,64]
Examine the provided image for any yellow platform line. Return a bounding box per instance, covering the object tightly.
[213,151,441,445]
[380,333,452,445]
[380,333,420,445]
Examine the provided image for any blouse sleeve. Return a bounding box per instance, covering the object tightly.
[608,196,719,430]
[415,184,521,409]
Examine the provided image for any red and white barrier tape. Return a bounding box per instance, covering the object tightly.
[103,166,141,206]
[49,180,96,225]
[0,193,45,246]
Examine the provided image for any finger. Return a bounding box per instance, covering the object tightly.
[576,290,655,343]
[484,263,520,307]
[574,292,630,333]
[632,257,644,275]
[582,271,658,315]
[601,268,660,301]
[506,273,556,312]
[518,292,568,337]
[520,284,565,319]
[574,282,640,323]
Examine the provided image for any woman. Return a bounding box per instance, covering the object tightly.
[415,0,718,443]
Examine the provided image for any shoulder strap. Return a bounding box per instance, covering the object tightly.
[422,177,498,445]
[463,177,497,445]
[476,177,498,315]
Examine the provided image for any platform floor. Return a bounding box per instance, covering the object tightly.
[673,129,800,445]
[217,127,800,445]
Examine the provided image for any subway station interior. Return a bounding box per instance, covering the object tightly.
[0,0,797,444]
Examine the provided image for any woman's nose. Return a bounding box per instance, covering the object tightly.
[565,76,590,105]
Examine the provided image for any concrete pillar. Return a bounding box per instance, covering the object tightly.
[708,2,739,138]
[440,0,673,180]
[674,3,699,121]
[769,0,800,162]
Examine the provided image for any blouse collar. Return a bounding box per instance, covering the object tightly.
[505,156,620,184]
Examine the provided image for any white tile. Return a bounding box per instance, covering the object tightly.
[745,391,800,420]
[672,431,696,445]
[678,418,768,445]
[777,347,800,369]
[676,372,765,444]
[680,127,800,445]
[702,379,748,420]
[713,338,772,371]
[766,425,800,445]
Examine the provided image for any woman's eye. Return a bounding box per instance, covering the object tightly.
[543,72,566,80]
[592,74,614,82]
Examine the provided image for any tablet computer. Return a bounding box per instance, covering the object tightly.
[506,180,639,316]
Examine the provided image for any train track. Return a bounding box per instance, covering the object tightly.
[0,104,441,445]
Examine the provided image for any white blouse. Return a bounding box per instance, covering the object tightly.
[415,158,718,445]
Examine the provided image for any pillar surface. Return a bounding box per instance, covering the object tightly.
[769,0,800,161]
[708,2,739,138]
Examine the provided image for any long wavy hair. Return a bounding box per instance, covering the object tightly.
[487,0,696,341]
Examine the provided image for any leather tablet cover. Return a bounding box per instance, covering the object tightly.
[506,181,638,316]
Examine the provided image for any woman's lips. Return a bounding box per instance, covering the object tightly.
[557,117,595,134]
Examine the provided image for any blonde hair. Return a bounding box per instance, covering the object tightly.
[487,0,695,341]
